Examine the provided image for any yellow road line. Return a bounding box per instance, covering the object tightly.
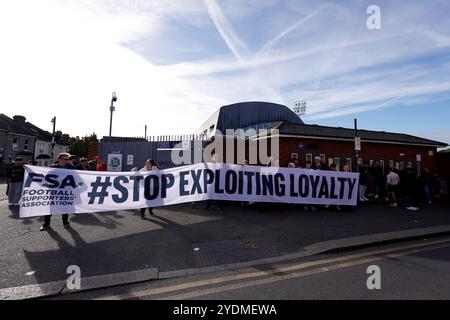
[159,242,450,300]
[96,237,450,300]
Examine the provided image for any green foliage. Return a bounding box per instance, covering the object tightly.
[68,133,98,157]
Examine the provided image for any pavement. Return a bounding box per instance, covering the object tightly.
[0,183,7,202]
[0,188,449,299]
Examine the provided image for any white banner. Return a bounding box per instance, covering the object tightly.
[19,163,359,218]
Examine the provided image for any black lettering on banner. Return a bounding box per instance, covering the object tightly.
[290,174,298,197]
[179,171,190,196]
[299,174,310,197]
[309,175,320,198]
[225,170,237,194]
[347,178,357,199]
[112,176,129,203]
[255,172,261,195]
[130,176,143,201]
[337,177,347,199]
[330,177,338,199]
[24,173,44,187]
[144,175,160,200]
[274,173,285,196]
[318,177,329,199]
[238,171,244,195]
[262,174,274,196]
[42,174,59,188]
[215,169,224,194]
[60,175,77,188]
[203,169,214,193]
[161,174,175,198]
[243,171,254,194]
[190,169,203,194]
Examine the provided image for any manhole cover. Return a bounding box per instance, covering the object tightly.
[192,238,279,268]
[242,242,261,250]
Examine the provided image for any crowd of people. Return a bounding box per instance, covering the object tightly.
[286,157,449,212]
[3,153,449,231]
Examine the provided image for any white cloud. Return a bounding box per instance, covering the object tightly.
[0,0,449,140]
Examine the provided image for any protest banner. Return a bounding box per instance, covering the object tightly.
[19,163,359,218]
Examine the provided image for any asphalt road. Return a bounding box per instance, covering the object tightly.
[53,236,450,300]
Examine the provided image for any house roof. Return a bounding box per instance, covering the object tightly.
[267,122,448,147]
[25,121,53,141]
[0,114,37,137]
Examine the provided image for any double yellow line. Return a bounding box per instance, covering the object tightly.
[96,237,450,300]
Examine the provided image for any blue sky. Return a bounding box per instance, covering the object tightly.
[0,0,449,145]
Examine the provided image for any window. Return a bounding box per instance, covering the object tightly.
[12,138,19,151]
[24,139,29,151]
[306,153,312,163]
[357,158,363,167]
[370,160,374,167]
[291,153,298,160]
[328,158,333,166]
[346,158,352,171]
[39,143,44,153]
[416,162,421,176]
[320,154,325,163]
[399,162,405,170]
[333,158,341,171]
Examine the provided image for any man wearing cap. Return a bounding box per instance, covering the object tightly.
[6,157,25,206]
[40,153,76,231]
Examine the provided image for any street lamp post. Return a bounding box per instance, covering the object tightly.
[51,116,56,163]
[109,92,117,138]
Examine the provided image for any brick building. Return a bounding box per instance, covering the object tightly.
[261,122,447,174]
[98,101,448,177]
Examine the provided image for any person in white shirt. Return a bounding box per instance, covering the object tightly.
[386,167,400,208]
[139,159,157,219]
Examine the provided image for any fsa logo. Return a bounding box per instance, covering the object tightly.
[24,173,78,189]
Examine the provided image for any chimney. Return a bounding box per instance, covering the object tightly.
[13,115,26,124]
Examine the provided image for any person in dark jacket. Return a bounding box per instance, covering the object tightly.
[404,168,421,211]
[368,161,383,199]
[6,157,25,206]
[40,153,76,231]
[358,163,370,201]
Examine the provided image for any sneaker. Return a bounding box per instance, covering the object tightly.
[389,203,398,208]
[374,195,379,199]
[406,206,419,211]
[363,197,369,201]
[359,198,366,202]
[40,225,51,231]
[140,216,146,220]
[310,207,317,212]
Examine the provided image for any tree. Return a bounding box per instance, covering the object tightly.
[68,133,98,158]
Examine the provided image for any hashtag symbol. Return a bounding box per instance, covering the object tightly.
[88,177,112,204]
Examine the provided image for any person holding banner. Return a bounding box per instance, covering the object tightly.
[139,159,157,220]
[40,153,75,231]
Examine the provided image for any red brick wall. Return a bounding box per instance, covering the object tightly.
[205,136,440,174]
[279,137,439,172]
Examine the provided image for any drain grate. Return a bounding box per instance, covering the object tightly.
[192,238,279,268]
